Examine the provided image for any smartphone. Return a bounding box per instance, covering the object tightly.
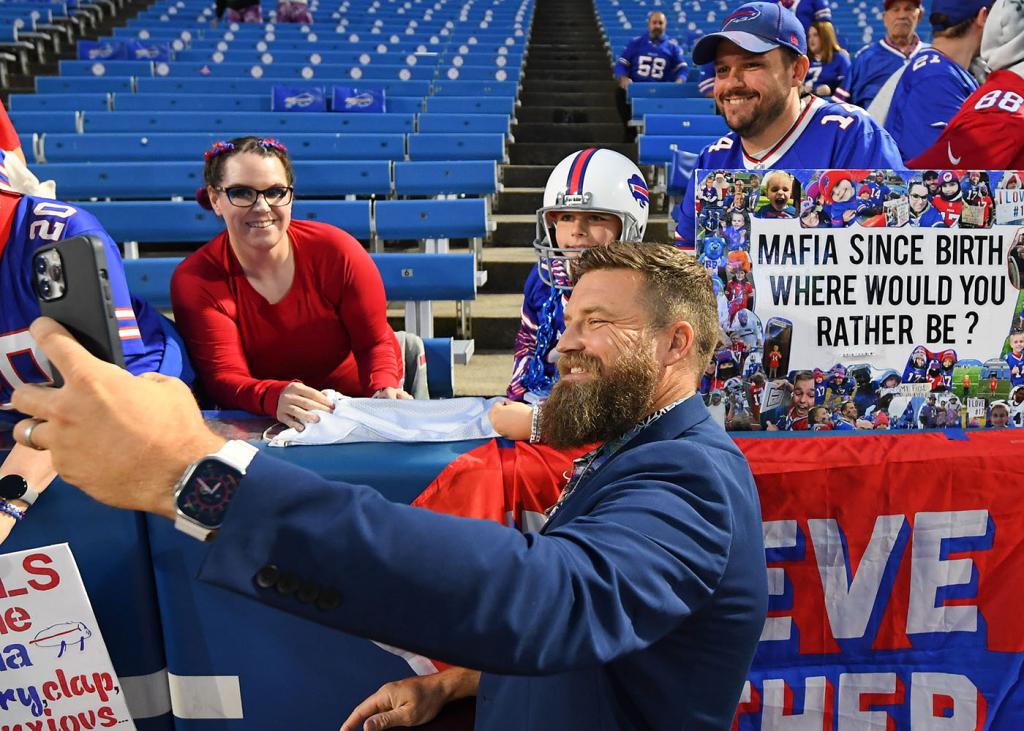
[762,317,794,378]
[33,235,126,385]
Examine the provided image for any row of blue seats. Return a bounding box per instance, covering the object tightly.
[14,91,516,115]
[24,131,508,163]
[115,26,527,41]
[60,58,523,81]
[179,38,523,54]
[82,197,490,244]
[31,74,520,98]
[10,110,511,136]
[41,159,499,198]
[165,48,525,67]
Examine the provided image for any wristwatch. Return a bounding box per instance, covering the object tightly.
[0,474,40,506]
[173,440,259,541]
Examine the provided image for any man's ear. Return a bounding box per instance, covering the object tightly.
[662,320,696,367]
[791,54,810,88]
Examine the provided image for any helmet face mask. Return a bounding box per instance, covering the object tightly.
[533,149,650,290]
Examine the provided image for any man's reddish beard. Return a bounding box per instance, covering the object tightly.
[541,345,660,449]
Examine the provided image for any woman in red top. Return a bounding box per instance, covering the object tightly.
[171,136,407,431]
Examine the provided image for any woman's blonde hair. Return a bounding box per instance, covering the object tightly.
[812,21,844,65]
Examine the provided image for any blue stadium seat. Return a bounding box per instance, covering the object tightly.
[8,93,110,111]
[638,134,717,165]
[424,96,515,116]
[115,94,272,112]
[393,161,498,196]
[626,82,702,100]
[8,111,79,134]
[36,77,133,93]
[417,113,510,135]
[407,133,505,162]
[631,97,717,119]
[375,199,489,240]
[643,114,729,136]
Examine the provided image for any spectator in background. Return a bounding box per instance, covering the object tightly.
[171,137,409,432]
[213,0,262,24]
[834,0,927,109]
[910,0,1024,169]
[806,21,851,97]
[884,0,990,162]
[673,2,903,249]
[614,12,688,90]
[779,0,832,36]
[275,0,312,23]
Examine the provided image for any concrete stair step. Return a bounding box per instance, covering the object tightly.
[510,141,637,165]
[515,106,623,124]
[526,53,611,66]
[521,79,616,93]
[494,187,544,214]
[501,164,552,187]
[520,90,620,106]
[388,292,523,351]
[452,351,515,397]
[513,122,630,143]
[525,68,609,81]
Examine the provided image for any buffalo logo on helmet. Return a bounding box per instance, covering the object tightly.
[724,7,761,25]
[628,174,649,209]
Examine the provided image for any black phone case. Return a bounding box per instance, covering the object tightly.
[34,234,126,386]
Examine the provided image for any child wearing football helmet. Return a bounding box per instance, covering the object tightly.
[506,148,650,403]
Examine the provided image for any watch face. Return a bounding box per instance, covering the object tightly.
[176,460,242,529]
[0,475,27,501]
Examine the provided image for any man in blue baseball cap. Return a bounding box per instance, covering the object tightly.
[673,1,904,249]
[882,0,991,162]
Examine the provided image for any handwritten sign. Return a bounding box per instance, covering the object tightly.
[0,543,133,730]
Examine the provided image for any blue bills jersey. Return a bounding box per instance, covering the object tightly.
[0,191,166,421]
[884,48,979,162]
[614,35,687,83]
[673,96,905,247]
[785,0,831,34]
[834,37,927,109]
[807,50,851,95]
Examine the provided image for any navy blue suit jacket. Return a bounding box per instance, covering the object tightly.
[199,396,768,730]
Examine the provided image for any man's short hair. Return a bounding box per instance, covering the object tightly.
[931,14,977,38]
[575,242,719,367]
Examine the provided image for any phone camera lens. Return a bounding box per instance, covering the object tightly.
[40,279,51,297]
[49,264,63,282]
[35,258,47,274]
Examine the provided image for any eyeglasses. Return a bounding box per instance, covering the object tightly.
[216,185,294,208]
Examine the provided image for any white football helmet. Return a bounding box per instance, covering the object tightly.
[534,148,650,289]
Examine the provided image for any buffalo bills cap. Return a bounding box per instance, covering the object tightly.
[692,2,807,65]
[930,0,991,30]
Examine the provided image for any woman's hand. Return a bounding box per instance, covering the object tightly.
[372,387,413,400]
[276,382,335,431]
[340,668,480,731]
[488,399,534,441]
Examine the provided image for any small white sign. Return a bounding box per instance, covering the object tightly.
[0,544,134,728]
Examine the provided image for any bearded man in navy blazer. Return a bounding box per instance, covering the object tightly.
[13,242,769,731]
